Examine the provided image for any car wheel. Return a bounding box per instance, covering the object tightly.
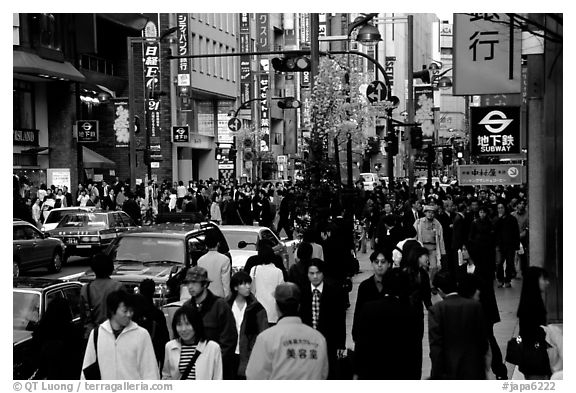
[48,252,63,273]
[13,260,20,278]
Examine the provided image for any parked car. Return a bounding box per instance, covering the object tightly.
[46,210,137,259]
[40,206,96,232]
[13,278,83,379]
[219,225,290,274]
[13,219,66,278]
[82,220,231,306]
[360,173,380,191]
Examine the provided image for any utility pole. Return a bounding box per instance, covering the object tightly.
[309,13,320,187]
[406,14,415,196]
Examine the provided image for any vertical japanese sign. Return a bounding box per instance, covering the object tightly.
[284,13,297,46]
[113,100,129,148]
[385,56,395,88]
[176,14,190,87]
[453,13,521,95]
[470,106,521,155]
[256,13,269,51]
[259,60,270,152]
[299,14,310,47]
[414,85,435,141]
[143,21,161,139]
[239,13,251,105]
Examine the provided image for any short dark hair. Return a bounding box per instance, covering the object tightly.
[369,250,390,263]
[296,242,313,261]
[230,271,252,298]
[457,274,481,299]
[308,258,326,273]
[106,289,134,318]
[432,269,458,295]
[258,244,276,263]
[171,305,206,343]
[91,253,115,278]
[204,229,220,248]
[139,278,156,298]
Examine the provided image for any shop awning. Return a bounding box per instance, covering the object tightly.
[13,51,85,82]
[98,14,149,31]
[83,146,115,169]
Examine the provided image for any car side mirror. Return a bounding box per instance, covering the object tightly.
[238,241,247,249]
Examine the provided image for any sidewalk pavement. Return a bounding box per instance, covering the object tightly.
[345,250,521,380]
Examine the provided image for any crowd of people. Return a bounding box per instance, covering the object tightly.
[16,173,561,380]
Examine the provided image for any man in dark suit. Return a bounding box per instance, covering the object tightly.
[428,269,488,379]
[353,269,419,379]
[401,197,423,230]
[300,259,347,380]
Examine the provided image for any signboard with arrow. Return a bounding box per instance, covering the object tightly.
[228,117,242,132]
[366,80,388,104]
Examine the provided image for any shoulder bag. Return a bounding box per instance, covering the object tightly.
[180,348,203,380]
[82,326,101,380]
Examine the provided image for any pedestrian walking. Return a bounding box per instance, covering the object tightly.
[162,305,223,380]
[209,192,222,224]
[227,271,269,379]
[81,289,159,380]
[276,189,296,240]
[414,204,446,283]
[196,230,231,298]
[353,269,418,379]
[299,258,347,379]
[249,245,285,325]
[516,266,552,379]
[494,202,520,288]
[245,283,329,379]
[181,266,238,380]
[287,242,313,291]
[80,253,123,339]
[122,191,142,225]
[352,250,392,343]
[428,269,488,379]
[511,198,529,277]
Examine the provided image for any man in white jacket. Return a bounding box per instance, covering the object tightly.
[81,290,159,380]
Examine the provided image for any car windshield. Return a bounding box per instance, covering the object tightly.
[110,236,186,264]
[45,210,78,224]
[57,213,107,228]
[13,292,40,331]
[221,231,258,251]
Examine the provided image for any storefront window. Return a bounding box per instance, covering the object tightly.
[13,80,35,130]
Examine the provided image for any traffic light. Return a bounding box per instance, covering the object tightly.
[271,55,311,72]
[277,97,301,109]
[426,145,435,164]
[413,65,431,84]
[228,147,237,161]
[384,133,398,156]
[442,148,453,166]
[411,127,423,149]
[215,147,222,160]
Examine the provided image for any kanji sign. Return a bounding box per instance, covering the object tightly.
[228,117,242,132]
[457,164,525,185]
[453,13,521,95]
[77,120,99,143]
[172,126,189,143]
[366,80,388,103]
[471,106,520,155]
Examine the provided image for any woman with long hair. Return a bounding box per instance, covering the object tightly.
[401,245,432,380]
[249,245,284,326]
[517,266,551,379]
[227,271,268,379]
[162,306,223,380]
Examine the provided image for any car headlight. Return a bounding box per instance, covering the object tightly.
[80,236,99,242]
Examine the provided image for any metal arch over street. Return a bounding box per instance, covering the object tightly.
[166,49,392,96]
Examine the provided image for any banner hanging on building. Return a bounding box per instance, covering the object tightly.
[143,20,161,140]
[457,164,525,185]
[414,85,435,141]
[453,13,522,95]
[256,13,270,51]
[240,13,252,105]
[176,14,190,87]
[470,106,521,155]
[259,60,270,152]
[113,100,129,148]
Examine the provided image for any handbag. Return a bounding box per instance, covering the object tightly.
[506,336,551,375]
[180,348,202,380]
[505,336,523,365]
[82,326,101,380]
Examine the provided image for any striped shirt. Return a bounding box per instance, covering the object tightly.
[178,344,198,380]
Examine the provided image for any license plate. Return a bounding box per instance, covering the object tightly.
[76,245,91,249]
[66,238,78,245]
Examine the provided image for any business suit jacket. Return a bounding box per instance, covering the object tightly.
[352,275,387,343]
[354,295,419,379]
[451,212,467,251]
[456,264,500,324]
[300,281,347,354]
[428,294,488,379]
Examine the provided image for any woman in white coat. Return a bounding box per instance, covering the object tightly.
[162,306,223,380]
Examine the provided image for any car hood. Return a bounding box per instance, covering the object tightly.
[13,330,33,346]
[229,249,257,268]
[110,262,183,282]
